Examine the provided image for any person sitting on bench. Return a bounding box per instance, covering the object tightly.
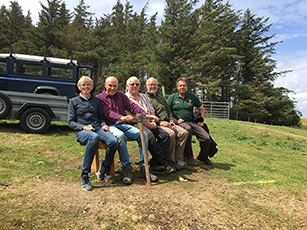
[68,76,118,191]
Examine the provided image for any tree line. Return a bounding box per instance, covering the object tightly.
[0,0,302,126]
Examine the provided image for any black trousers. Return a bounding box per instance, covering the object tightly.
[132,124,170,167]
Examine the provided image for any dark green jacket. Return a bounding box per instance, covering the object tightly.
[145,92,174,123]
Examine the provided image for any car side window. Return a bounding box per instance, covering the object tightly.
[46,65,74,79]
[14,62,43,76]
[0,60,6,73]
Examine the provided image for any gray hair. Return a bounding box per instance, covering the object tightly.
[126,76,140,85]
[146,77,158,85]
[176,77,188,87]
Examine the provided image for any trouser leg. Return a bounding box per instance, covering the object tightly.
[173,125,189,162]
[160,126,176,162]
[76,130,100,174]
[179,123,194,159]
[133,124,167,167]
[109,125,132,169]
[189,123,211,160]
[151,126,170,158]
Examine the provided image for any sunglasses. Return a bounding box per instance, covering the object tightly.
[130,83,140,86]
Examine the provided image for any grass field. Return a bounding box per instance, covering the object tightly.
[301,117,307,127]
[0,118,306,229]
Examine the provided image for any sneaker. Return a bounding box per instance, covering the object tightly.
[164,165,174,175]
[81,173,93,191]
[187,157,198,166]
[98,160,108,181]
[139,169,158,182]
[122,167,133,185]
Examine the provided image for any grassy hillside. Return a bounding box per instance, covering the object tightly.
[0,118,306,229]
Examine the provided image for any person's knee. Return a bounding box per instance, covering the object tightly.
[169,130,176,139]
[146,131,154,140]
[180,124,192,133]
[182,129,189,138]
[110,136,119,147]
[116,132,126,145]
[92,133,100,142]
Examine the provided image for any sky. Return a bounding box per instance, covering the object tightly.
[2,0,307,117]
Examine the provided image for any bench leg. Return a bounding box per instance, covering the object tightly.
[177,152,187,167]
[181,153,186,161]
[91,141,116,179]
[92,149,100,173]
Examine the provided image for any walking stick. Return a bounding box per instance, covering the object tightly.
[136,113,151,186]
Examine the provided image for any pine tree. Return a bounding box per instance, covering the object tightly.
[29,0,72,56]
[146,0,199,94]
[192,0,240,102]
[60,0,94,55]
[0,1,32,52]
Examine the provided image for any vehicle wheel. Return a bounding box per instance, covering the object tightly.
[0,92,12,119]
[20,107,51,133]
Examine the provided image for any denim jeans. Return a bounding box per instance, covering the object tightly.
[109,123,148,169]
[76,128,118,174]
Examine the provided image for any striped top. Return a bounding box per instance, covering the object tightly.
[125,92,155,114]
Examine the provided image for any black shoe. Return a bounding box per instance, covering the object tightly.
[81,173,93,191]
[197,156,213,165]
[122,167,133,185]
[150,164,165,172]
[171,161,182,171]
[139,169,158,182]
[187,157,198,166]
[98,161,109,181]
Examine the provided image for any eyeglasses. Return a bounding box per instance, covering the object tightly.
[130,83,140,86]
[148,84,157,86]
[81,83,92,87]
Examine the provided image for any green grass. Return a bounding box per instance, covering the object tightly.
[0,118,307,229]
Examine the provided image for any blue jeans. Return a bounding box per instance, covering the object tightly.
[109,123,148,169]
[76,128,118,174]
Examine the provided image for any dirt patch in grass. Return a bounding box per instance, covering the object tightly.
[2,168,307,230]
[250,126,307,141]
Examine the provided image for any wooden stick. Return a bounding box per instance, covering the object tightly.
[136,113,151,186]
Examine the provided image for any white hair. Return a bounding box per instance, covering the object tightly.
[126,76,140,85]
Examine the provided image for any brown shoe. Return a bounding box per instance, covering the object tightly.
[173,161,182,171]
[122,167,133,185]
[164,165,174,175]
[197,156,213,165]
[150,164,165,172]
[187,157,198,166]
[168,161,181,171]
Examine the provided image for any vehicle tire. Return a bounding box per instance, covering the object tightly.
[0,92,12,119]
[20,107,51,133]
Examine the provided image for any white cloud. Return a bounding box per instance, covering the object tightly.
[274,50,307,117]
[2,0,307,117]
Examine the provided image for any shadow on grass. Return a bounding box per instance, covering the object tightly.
[0,120,71,135]
[209,162,236,171]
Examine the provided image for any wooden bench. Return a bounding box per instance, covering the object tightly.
[91,140,116,177]
[80,139,132,179]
